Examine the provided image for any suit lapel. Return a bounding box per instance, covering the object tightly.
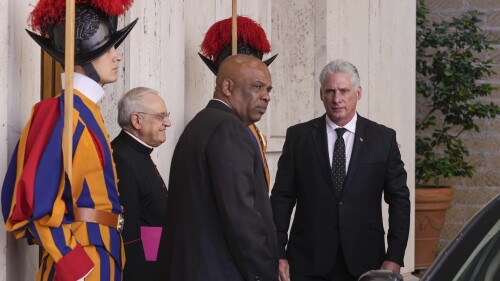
[343,116,366,195]
[311,115,336,196]
[206,99,238,116]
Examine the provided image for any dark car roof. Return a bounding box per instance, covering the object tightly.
[420,194,500,280]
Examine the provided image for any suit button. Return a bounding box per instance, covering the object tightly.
[254,276,260,281]
[339,201,343,206]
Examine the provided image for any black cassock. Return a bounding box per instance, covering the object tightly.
[111,130,168,281]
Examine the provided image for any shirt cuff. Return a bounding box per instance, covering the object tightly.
[54,244,94,281]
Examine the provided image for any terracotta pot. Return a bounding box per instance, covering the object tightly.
[414,186,454,269]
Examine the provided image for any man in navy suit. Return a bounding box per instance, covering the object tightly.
[271,59,410,281]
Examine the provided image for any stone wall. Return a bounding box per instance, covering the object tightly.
[1,1,417,279]
[422,0,500,250]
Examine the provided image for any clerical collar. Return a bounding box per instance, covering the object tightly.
[124,130,154,149]
[61,72,104,103]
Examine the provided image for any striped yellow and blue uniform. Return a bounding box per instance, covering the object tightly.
[2,90,124,281]
[247,124,270,189]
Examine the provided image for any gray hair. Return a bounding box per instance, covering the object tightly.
[319,59,360,89]
[117,87,159,128]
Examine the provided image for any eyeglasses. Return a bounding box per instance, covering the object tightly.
[137,111,170,121]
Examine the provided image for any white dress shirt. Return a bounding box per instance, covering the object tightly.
[326,113,357,174]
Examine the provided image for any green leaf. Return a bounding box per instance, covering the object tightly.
[415,0,498,185]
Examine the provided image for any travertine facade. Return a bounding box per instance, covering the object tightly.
[0,0,416,280]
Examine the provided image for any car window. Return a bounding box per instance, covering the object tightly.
[453,219,500,281]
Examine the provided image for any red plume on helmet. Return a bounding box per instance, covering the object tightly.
[199,16,278,75]
[29,0,134,33]
[26,0,137,66]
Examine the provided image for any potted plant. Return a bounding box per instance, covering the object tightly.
[415,0,499,269]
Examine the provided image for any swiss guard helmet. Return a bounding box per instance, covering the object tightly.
[26,0,137,82]
[199,16,278,75]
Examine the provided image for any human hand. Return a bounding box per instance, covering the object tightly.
[278,259,290,281]
[381,260,401,273]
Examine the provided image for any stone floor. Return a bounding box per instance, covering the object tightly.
[405,269,426,280]
[404,274,420,281]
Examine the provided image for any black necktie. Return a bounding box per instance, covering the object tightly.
[332,128,347,196]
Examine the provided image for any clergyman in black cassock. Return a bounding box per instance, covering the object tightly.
[112,87,171,281]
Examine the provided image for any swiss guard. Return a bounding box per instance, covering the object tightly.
[1,0,137,280]
[198,15,278,188]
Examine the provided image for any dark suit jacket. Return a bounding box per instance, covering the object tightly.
[112,130,168,281]
[270,114,410,277]
[160,100,278,281]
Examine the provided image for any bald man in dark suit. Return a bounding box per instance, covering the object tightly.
[161,55,278,281]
